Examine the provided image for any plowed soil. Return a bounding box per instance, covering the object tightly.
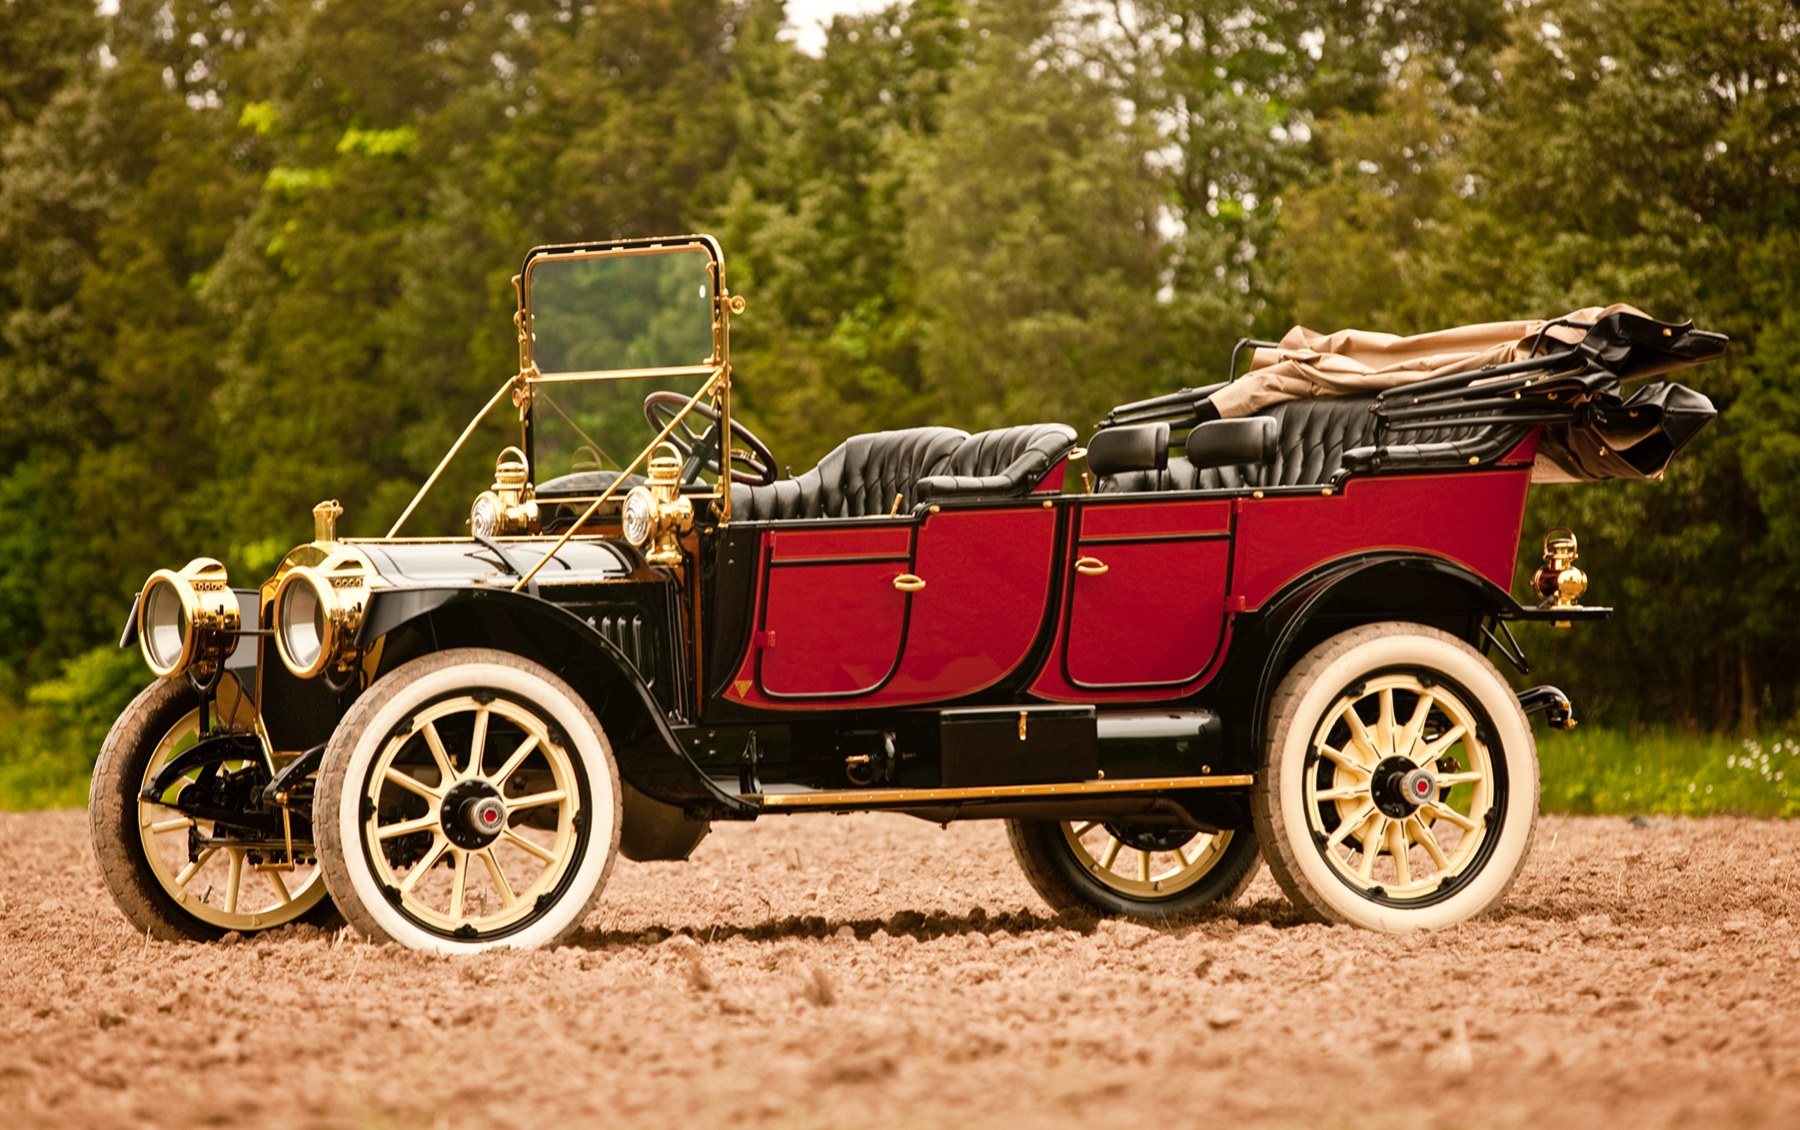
[3,809,1798,1129]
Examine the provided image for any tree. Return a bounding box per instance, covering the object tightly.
[1274,0,1800,731]
[905,0,1165,430]
[717,0,967,467]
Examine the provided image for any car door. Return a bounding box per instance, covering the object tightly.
[1030,498,1233,699]
[722,503,1059,708]
[745,524,916,698]
[876,504,1059,702]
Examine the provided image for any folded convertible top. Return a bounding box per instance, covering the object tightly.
[1099,306,1727,484]
[1216,304,1725,418]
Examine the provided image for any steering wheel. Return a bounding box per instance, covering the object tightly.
[642,390,778,486]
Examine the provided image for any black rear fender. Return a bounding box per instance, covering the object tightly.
[1212,554,1521,774]
[357,587,751,817]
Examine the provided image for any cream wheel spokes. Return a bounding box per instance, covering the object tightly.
[136,695,328,931]
[1304,673,1494,901]
[1060,821,1237,899]
[361,694,582,937]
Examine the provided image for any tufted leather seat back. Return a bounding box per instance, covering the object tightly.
[1099,396,1510,494]
[730,426,969,521]
[914,423,1078,503]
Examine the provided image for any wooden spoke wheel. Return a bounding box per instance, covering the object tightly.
[1007,817,1259,919]
[1253,622,1538,932]
[89,677,333,940]
[316,649,619,953]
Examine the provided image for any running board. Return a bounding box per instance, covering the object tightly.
[744,773,1254,809]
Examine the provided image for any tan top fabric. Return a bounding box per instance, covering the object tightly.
[1212,304,1648,418]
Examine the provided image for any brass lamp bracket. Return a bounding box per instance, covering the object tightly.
[313,499,343,544]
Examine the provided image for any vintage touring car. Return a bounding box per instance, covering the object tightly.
[90,236,1726,952]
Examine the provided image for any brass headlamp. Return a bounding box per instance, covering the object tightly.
[137,558,240,679]
[621,444,693,567]
[1531,527,1588,624]
[471,446,538,539]
[273,550,373,679]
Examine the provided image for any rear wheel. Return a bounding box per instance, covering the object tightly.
[1007,818,1259,919]
[89,677,333,940]
[315,649,620,953]
[1252,622,1538,932]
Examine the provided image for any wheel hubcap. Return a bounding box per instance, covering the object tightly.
[442,780,508,849]
[1370,756,1437,817]
[1304,673,1495,901]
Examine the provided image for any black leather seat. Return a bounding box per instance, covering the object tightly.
[1099,396,1516,493]
[915,423,1077,503]
[729,427,969,521]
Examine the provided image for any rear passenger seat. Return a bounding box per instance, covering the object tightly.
[1099,396,1520,493]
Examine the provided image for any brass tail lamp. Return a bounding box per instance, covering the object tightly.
[1531,527,1589,629]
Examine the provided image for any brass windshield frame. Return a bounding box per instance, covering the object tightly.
[384,235,739,541]
[518,235,737,521]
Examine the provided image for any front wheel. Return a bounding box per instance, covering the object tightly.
[89,677,334,940]
[1007,818,1259,919]
[315,649,621,953]
[1252,622,1539,932]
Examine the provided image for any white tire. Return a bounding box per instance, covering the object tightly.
[316,649,620,953]
[1252,623,1538,932]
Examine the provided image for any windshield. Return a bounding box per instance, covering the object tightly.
[522,243,725,491]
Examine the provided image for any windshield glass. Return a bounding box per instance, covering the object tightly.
[527,248,716,375]
[523,245,722,490]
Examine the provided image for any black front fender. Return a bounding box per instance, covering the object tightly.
[357,586,753,817]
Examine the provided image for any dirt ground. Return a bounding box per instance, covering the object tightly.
[3,810,1799,1130]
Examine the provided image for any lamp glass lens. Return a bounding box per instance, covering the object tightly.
[142,580,190,673]
[622,489,653,545]
[280,576,327,673]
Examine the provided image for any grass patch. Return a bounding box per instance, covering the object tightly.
[1537,725,1800,819]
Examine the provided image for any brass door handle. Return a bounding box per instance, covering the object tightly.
[893,573,926,592]
[1074,557,1109,576]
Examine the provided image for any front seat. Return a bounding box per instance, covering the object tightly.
[730,427,970,521]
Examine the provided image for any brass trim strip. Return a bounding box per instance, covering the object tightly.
[528,365,718,384]
[745,774,1254,808]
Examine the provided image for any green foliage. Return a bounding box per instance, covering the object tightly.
[0,0,1796,804]
[1276,0,1800,732]
[0,647,146,810]
[336,126,419,159]
[905,0,1166,430]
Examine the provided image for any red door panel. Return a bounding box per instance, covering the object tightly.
[1030,499,1234,700]
[882,507,1057,700]
[767,526,913,562]
[1064,538,1230,687]
[752,524,914,699]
